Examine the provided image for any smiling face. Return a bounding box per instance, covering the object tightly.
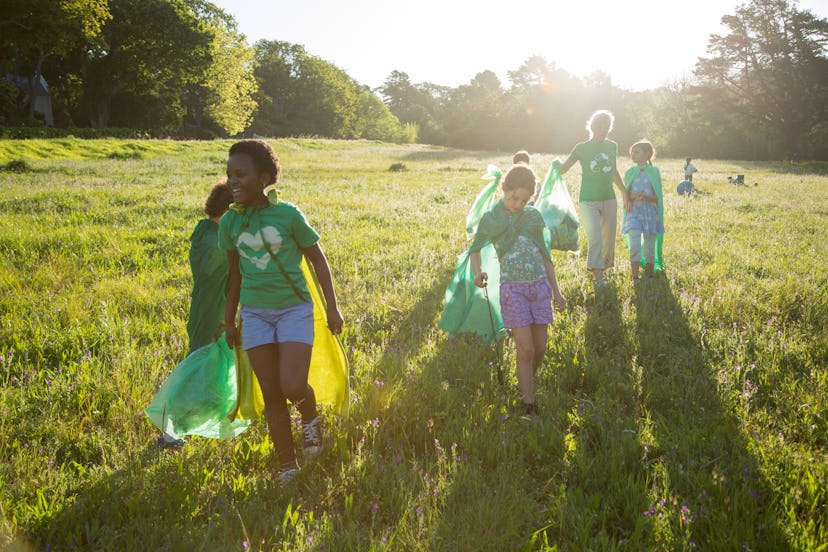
[226,153,270,206]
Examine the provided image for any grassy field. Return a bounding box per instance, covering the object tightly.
[0,138,826,551]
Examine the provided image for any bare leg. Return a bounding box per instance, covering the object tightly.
[246,344,296,469]
[530,323,548,376]
[510,326,536,405]
[277,342,317,423]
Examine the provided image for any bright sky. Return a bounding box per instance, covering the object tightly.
[211,0,828,91]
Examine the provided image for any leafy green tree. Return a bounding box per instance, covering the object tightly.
[180,0,257,136]
[443,70,505,150]
[0,0,110,120]
[354,89,417,143]
[379,71,447,144]
[252,40,408,142]
[78,0,214,131]
[695,0,828,159]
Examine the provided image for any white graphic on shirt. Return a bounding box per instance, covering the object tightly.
[589,153,613,174]
[236,226,282,270]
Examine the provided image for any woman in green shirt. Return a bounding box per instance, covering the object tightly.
[560,110,631,288]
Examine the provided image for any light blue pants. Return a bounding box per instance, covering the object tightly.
[580,199,617,270]
[628,229,656,265]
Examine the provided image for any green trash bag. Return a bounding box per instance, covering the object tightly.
[438,245,506,344]
[535,160,579,251]
[440,165,508,344]
[145,333,251,440]
[465,165,502,239]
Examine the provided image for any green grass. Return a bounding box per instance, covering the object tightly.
[0,138,826,551]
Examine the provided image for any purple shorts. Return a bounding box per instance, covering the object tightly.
[499,278,555,329]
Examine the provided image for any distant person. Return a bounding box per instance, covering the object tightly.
[512,149,540,200]
[676,180,694,196]
[220,139,343,484]
[187,182,233,354]
[560,109,631,288]
[622,141,664,280]
[512,150,530,165]
[684,157,698,182]
[469,164,566,418]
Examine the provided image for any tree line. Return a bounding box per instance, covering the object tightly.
[1,0,826,159]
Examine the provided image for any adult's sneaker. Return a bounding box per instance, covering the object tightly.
[302,416,324,460]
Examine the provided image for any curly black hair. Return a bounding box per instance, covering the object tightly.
[204,181,233,217]
[228,139,282,185]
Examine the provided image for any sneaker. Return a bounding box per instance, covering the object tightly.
[278,467,300,486]
[302,416,324,460]
[156,433,186,450]
[519,402,540,421]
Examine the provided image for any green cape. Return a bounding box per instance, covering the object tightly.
[187,219,228,354]
[623,164,665,272]
[146,187,349,439]
[438,161,579,344]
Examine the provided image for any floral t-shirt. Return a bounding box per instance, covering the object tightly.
[621,169,665,235]
[500,235,546,283]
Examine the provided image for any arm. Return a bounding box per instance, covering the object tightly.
[224,249,242,348]
[470,251,487,288]
[560,155,577,175]
[302,243,343,334]
[543,256,566,311]
[614,168,631,211]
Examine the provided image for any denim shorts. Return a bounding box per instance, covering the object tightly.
[240,302,314,349]
[499,278,555,329]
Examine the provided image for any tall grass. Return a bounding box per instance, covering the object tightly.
[0,139,826,550]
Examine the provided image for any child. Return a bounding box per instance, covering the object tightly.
[469,164,566,417]
[219,139,343,484]
[684,157,698,182]
[512,150,541,201]
[512,150,530,165]
[622,141,664,279]
[187,181,234,354]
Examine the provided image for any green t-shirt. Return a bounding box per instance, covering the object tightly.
[567,139,618,202]
[218,201,320,310]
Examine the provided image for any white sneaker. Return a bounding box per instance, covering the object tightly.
[302,416,324,460]
[278,467,300,486]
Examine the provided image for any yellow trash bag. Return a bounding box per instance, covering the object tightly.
[231,257,349,420]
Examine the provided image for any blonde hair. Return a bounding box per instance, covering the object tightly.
[586,110,614,138]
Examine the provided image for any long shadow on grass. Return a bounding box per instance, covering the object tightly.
[542,282,653,548]
[28,442,249,550]
[633,276,791,549]
[309,264,574,549]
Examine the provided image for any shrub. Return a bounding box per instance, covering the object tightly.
[0,159,33,172]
